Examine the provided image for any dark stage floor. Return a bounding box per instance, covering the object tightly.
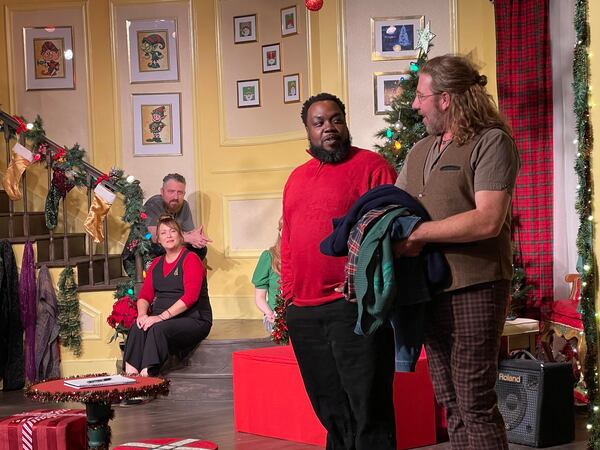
[0,390,589,449]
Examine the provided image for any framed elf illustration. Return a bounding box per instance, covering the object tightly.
[233,14,257,44]
[132,93,181,156]
[262,43,281,73]
[283,73,300,103]
[371,16,424,61]
[281,5,297,36]
[127,19,179,83]
[23,26,74,90]
[237,79,260,108]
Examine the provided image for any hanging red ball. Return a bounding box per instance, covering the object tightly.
[305,0,323,11]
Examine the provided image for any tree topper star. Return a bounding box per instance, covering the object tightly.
[415,22,436,56]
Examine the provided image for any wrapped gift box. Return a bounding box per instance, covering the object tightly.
[0,408,86,450]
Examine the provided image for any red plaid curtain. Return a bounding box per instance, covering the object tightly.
[495,0,553,315]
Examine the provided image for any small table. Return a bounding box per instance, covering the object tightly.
[501,317,540,356]
[25,375,169,450]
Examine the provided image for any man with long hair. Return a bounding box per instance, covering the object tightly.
[395,55,520,449]
[281,93,398,449]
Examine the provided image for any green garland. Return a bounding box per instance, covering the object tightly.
[573,0,599,445]
[271,294,289,345]
[57,266,82,356]
[3,113,152,342]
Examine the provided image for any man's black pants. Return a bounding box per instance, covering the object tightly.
[286,299,396,450]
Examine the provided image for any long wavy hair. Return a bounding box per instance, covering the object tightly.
[421,55,511,145]
[268,217,282,276]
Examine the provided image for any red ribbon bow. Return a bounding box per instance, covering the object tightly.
[95,173,109,186]
[13,116,27,135]
[53,147,66,161]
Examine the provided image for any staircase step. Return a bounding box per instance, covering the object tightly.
[36,233,87,262]
[164,334,274,401]
[38,254,116,268]
[0,212,48,238]
[77,276,130,292]
[75,254,124,286]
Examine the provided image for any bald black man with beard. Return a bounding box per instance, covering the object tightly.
[281,93,398,450]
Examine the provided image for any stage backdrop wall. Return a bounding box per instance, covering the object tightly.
[0,0,504,320]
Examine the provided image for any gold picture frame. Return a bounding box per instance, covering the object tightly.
[371,16,424,61]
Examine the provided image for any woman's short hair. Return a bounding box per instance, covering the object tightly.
[156,214,184,241]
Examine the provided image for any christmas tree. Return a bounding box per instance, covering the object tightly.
[57,266,83,356]
[374,52,427,172]
[374,21,436,171]
[398,26,410,48]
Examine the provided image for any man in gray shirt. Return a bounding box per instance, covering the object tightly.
[144,173,210,255]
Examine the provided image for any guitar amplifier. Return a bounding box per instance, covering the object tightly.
[496,354,574,447]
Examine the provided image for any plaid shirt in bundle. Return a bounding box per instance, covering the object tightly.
[344,205,400,302]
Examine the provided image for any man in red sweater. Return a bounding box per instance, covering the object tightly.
[281,93,398,450]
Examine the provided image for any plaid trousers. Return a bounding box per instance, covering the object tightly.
[425,280,509,450]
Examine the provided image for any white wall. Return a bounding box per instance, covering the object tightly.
[550,0,579,299]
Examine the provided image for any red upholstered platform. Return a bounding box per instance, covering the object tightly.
[233,345,438,449]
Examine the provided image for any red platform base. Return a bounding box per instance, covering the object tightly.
[233,345,438,449]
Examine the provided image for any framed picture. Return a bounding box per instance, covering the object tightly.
[371,16,424,61]
[262,43,281,73]
[23,26,74,90]
[127,19,179,83]
[281,5,297,36]
[234,14,257,44]
[132,93,181,156]
[374,72,409,115]
[237,79,260,108]
[283,73,300,103]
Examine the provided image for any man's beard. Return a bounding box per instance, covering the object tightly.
[309,136,352,164]
[424,104,446,136]
[163,200,183,215]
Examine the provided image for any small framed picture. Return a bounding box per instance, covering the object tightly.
[234,14,257,44]
[283,73,300,103]
[262,43,281,73]
[132,93,181,156]
[371,16,424,61]
[127,19,178,83]
[374,72,409,115]
[237,79,260,108]
[23,26,74,90]
[281,5,297,36]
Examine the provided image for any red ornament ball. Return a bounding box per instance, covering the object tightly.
[305,0,323,11]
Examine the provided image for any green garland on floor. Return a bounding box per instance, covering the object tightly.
[573,0,599,445]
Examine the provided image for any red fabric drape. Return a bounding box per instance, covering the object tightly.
[495,0,553,315]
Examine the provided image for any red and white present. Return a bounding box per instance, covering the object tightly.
[114,438,218,449]
[0,409,86,450]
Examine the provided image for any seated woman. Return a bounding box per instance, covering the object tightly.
[124,214,212,376]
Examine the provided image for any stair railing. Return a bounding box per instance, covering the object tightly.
[0,110,143,291]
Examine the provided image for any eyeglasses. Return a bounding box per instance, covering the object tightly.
[414,92,440,103]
